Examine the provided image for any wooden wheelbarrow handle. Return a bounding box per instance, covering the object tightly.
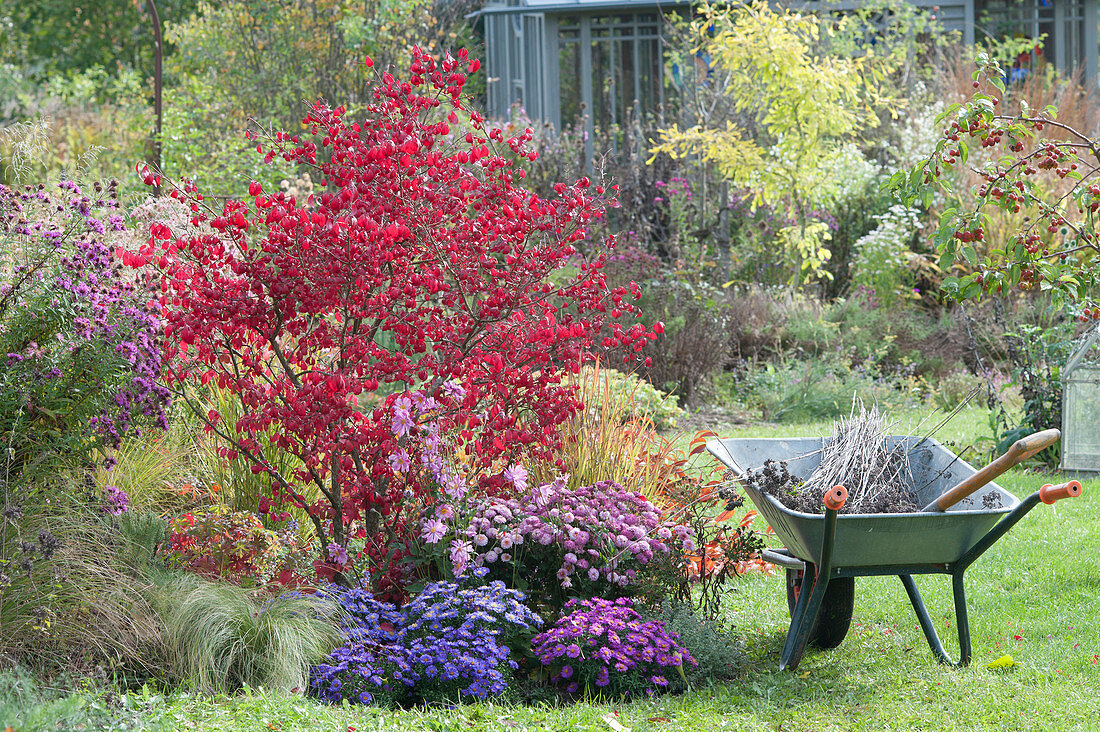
[921,429,1062,512]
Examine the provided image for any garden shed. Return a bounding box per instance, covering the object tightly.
[1061,325,1100,475]
[478,0,691,137]
[477,0,1099,131]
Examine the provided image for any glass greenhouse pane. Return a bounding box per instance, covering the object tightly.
[558,40,583,125]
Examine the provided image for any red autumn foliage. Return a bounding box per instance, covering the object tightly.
[131,49,655,590]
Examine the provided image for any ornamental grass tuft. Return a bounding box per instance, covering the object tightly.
[160,578,343,694]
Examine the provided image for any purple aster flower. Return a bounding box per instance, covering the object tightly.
[327,542,349,566]
[391,405,415,438]
[102,485,129,515]
[501,463,528,492]
[420,519,447,544]
[450,539,472,573]
[441,471,467,500]
[388,448,412,473]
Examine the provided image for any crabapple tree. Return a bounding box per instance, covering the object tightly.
[891,53,1100,317]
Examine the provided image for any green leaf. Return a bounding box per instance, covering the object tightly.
[908,166,924,189]
[934,107,951,125]
[959,280,982,299]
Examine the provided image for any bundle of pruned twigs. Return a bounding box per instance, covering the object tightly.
[757,402,919,514]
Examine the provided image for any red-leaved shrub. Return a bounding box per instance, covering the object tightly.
[129,49,655,591]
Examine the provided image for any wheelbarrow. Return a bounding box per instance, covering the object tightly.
[707,430,1083,671]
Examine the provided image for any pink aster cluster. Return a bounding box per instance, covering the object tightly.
[422,476,693,595]
[532,597,696,697]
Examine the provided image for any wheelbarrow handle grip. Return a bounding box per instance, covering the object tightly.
[824,484,848,512]
[925,428,1061,512]
[1011,429,1062,462]
[1040,480,1082,504]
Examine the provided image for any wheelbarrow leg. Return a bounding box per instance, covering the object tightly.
[780,562,832,670]
[779,486,846,671]
[898,574,972,667]
[898,487,1080,668]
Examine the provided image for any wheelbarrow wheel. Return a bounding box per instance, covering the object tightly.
[785,568,854,649]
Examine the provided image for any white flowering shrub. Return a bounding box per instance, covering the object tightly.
[850,204,922,305]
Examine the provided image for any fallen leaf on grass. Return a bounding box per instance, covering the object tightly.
[601,712,630,732]
[647,717,671,724]
[498,720,519,728]
[986,655,1017,670]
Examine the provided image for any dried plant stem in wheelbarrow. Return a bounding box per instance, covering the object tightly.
[749,405,920,514]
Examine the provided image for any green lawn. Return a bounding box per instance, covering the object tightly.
[5,407,1098,732]
[713,402,1001,453]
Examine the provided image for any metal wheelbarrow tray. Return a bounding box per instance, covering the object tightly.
[708,435,1083,671]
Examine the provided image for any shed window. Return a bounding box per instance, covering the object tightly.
[557,14,664,133]
[558,26,583,125]
[1061,326,1100,475]
[977,0,1089,77]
